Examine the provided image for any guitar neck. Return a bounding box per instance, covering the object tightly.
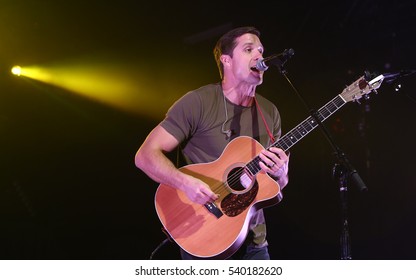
[246,94,347,176]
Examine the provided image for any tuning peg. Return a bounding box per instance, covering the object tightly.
[364,94,370,100]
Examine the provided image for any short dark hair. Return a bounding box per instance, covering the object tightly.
[213,26,261,79]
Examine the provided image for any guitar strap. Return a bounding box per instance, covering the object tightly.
[254,97,275,143]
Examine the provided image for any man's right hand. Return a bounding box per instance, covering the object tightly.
[182,177,219,205]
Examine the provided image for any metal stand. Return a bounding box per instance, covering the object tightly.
[272,54,368,259]
[333,163,352,259]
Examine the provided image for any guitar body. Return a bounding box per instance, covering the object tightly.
[155,136,282,259]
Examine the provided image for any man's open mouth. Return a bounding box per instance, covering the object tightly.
[251,66,260,73]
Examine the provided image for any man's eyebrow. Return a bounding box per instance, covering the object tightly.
[240,42,255,48]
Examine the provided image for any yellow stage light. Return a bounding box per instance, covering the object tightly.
[9,57,188,119]
[11,66,22,76]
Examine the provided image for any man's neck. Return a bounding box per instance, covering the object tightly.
[222,81,256,107]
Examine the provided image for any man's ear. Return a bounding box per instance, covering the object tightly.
[220,54,231,66]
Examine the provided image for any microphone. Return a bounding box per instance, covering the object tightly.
[382,69,416,84]
[256,48,295,71]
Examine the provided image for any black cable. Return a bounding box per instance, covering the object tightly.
[149,238,170,260]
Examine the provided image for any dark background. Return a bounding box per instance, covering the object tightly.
[1,0,415,260]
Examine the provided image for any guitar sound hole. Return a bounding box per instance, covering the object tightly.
[227,167,253,193]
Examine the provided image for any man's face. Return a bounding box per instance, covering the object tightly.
[224,33,265,86]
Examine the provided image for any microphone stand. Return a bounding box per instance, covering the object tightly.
[275,61,368,260]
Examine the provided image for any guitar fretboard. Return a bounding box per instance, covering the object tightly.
[246,94,346,176]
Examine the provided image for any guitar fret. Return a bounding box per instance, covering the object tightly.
[286,133,297,145]
[277,142,288,150]
[327,102,338,112]
[297,125,307,136]
[308,118,319,128]
[292,128,302,139]
[285,133,296,144]
[301,122,310,131]
[316,111,326,122]
[246,160,259,175]
[279,138,291,150]
[335,96,345,107]
[319,106,331,118]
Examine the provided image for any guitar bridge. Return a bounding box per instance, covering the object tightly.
[204,202,223,219]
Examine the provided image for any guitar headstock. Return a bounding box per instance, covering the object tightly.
[340,74,385,103]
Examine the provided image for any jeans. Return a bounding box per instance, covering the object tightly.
[180,244,270,260]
